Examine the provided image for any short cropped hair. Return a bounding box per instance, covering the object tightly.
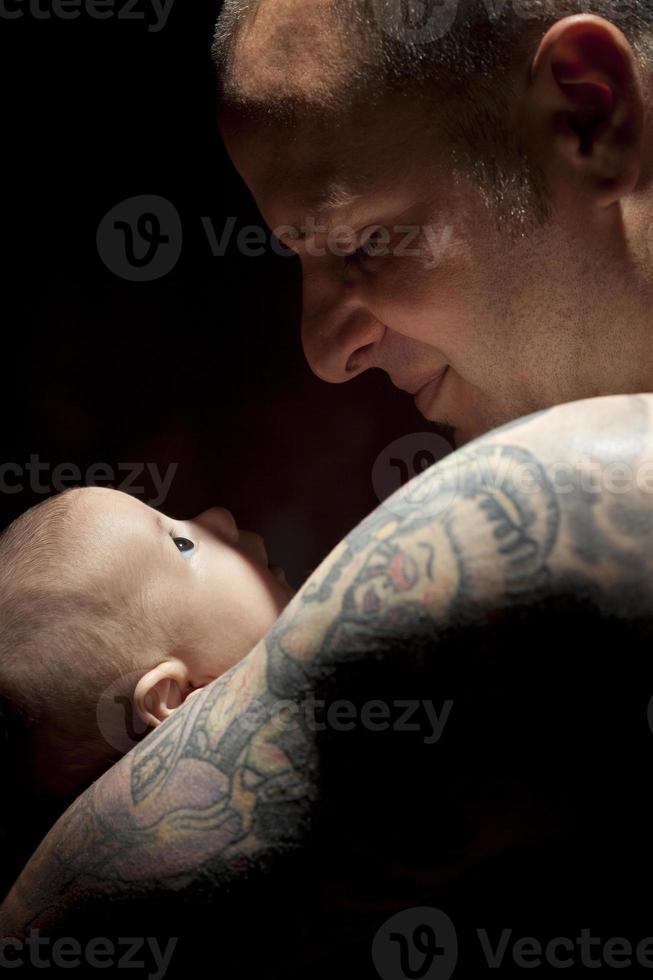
[0,491,149,805]
[213,0,653,109]
[212,0,653,226]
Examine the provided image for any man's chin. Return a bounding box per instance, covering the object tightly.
[415,374,519,449]
[454,408,538,448]
[427,420,457,449]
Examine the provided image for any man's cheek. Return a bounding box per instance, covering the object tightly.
[421,223,454,270]
[369,267,452,339]
[370,256,432,311]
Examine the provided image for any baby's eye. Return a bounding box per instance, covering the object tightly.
[171,535,196,559]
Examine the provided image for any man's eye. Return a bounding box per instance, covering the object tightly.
[171,535,196,558]
[346,227,388,264]
[364,228,389,256]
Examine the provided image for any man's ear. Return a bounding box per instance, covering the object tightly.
[134,660,193,729]
[527,14,644,207]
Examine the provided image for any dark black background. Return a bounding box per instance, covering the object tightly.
[3,7,653,975]
[0,0,431,587]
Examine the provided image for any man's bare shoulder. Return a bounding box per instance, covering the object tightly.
[489,392,653,454]
[459,393,653,601]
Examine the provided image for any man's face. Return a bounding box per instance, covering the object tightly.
[221,91,621,446]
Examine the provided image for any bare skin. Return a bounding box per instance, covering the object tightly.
[4,7,653,970]
[2,394,653,973]
[219,8,653,446]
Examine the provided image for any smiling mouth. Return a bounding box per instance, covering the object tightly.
[414,367,449,415]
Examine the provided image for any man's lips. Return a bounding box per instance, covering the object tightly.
[394,367,449,396]
[414,366,449,415]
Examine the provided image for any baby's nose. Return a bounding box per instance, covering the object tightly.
[192,507,239,544]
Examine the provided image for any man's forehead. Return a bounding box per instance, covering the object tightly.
[222,93,442,232]
[234,131,366,232]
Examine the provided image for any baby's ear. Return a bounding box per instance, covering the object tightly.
[134,660,192,729]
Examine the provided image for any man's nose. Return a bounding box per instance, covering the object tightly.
[191,507,239,545]
[301,283,385,383]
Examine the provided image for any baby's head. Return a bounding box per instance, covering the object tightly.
[0,487,293,805]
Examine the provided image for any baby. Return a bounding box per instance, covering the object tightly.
[0,486,294,808]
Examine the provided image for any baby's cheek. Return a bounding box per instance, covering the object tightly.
[233,565,288,634]
[193,559,286,675]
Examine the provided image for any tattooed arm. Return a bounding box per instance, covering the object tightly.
[3,393,653,969]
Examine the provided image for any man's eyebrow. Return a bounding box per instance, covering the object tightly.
[315,184,360,211]
[282,186,362,236]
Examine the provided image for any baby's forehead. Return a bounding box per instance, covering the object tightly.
[46,487,157,552]
[76,485,154,523]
